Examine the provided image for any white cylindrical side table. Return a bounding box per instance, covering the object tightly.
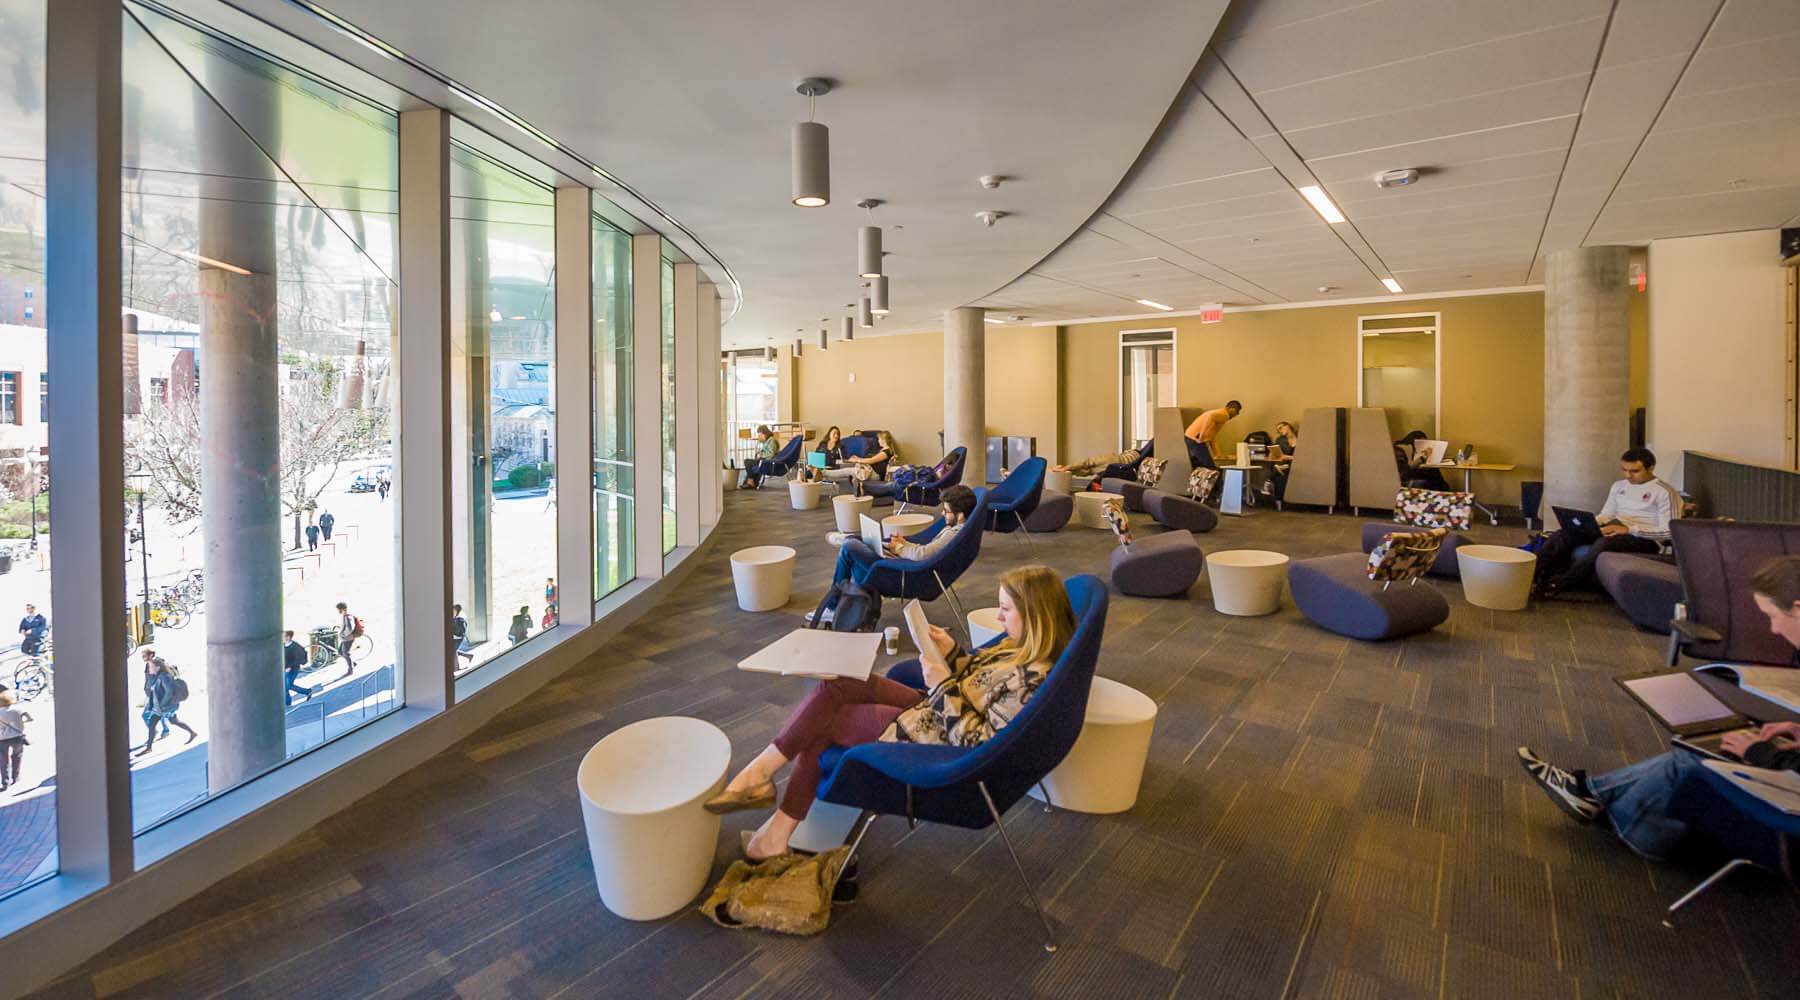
[1205,550,1290,616]
[833,494,874,533]
[967,607,1005,647]
[1028,677,1158,814]
[788,480,822,510]
[576,716,729,920]
[1044,468,1073,495]
[1072,491,1119,529]
[1457,544,1536,610]
[730,545,797,612]
[881,512,935,539]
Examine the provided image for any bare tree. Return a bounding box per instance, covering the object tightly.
[124,394,204,528]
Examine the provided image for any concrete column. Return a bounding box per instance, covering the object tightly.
[396,107,453,711]
[197,86,285,792]
[554,186,594,623]
[630,234,664,580]
[1544,246,1632,519]
[698,283,721,530]
[944,306,986,485]
[673,262,700,549]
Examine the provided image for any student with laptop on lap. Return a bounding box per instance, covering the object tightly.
[1519,556,1800,862]
[812,485,977,626]
[1533,447,1677,598]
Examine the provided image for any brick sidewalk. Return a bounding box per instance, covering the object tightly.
[0,789,55,891]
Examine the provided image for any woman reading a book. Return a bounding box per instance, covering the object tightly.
[1518,556,1800,862]
[705,564,1077,862]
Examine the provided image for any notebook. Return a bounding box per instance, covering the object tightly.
[1702,760,1800,816]
[1414,439,1448,465]
[1694,663,1800,714]
[1614,670,1751,737]
[738,628,881,681]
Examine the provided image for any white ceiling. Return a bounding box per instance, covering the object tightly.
[246,0,1234,347]
[981,0,1800,322]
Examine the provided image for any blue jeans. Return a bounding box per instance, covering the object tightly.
[829,539,882,605]
[1589,750,1711,860]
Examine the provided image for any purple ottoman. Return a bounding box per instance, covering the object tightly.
[1145,491,1218,534]
[1110,532,1203,598]
[1022,492,1074,532]
[1289,552,1449,641]
[1100,478,1149,513]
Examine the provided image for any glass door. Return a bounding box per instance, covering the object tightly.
[1120,331,1175,450]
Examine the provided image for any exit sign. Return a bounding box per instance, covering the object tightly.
[1200,303,1224,324]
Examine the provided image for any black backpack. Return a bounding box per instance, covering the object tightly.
[810,578,882,633]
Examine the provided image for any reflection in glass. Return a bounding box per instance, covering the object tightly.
[118,0,400,836]
[593,216,632,597]
[450,124,558,672]
[660,257,675,555]
[0,0,55,898]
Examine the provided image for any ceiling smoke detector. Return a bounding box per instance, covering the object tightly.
[979,175,1006,189]
[1317,285,1337,294]
[975,210,1006,227]
[1374,168,1420,189]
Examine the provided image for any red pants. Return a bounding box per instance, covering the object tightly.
[772,675,921,819]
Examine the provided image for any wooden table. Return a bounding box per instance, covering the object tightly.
[1426,462,1517,525]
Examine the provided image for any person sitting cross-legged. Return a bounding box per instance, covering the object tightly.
[1534,447,1677,598]
[1518,556,1800,862]
[813,485,976,626]
[706,564,1077,861]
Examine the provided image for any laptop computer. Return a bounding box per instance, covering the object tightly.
[1550,505,1604,544]
[806,451,829,470]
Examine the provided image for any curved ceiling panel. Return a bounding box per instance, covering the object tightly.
[275,0,1234,346]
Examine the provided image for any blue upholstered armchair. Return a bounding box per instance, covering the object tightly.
[1664,763,1800,920]
[862,488,989,636]
[746,434,804,487]
[865,446,968,508]
[985,456,1046,536]
[814,574,1109,951]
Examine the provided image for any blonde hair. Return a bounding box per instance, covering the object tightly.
[0,692,13,707]
[994,565,1076,670]
[876,430,897,454]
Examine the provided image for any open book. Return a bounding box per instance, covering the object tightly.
[901,599,933,659]
[1702,760,1800,816]
[738,628,881,681]
[1694,663,1800,714]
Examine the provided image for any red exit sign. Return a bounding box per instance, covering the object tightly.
[1200,304,1224,324]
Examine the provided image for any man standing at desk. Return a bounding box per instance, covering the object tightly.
[1534,447,1675,598]
[1185,400,1240,468]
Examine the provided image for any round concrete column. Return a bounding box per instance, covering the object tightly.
[197,91,286,791]
[944,307,986,486]
[1543,246,1631,522]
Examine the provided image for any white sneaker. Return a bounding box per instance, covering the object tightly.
[804,607,835,626]
[826,531,849,547]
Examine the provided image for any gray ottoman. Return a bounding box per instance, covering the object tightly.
[1596,552,1682,633]
[1099,478,1149,513]
[1110,531,1203,598]
[1145,491,1218,534]
[1022,492,1074,532]
[1289,552,1449,641]
[1360,523,1467,578]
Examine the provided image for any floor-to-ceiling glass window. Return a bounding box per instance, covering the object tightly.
[660,256,676,555]
[593,212,632,598]
[724,351,777,466]
[449,124,558,672]
[118,0,401,835]
[0,0,53,898]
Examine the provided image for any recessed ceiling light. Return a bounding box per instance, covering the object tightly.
[1136,299,1173,311]
[983,315,1005,324]
[1297,184,1346,224]
[1381,277,1404,294]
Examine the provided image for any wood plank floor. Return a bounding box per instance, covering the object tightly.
[27,488,1800,999]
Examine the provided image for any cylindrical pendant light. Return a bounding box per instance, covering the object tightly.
[793,339,803,357]
[857,225,882,278]
[790,78,832,208]
[764,345,776,361]
[819,327,829,350]
[841,315,854,341]
[870,274,890,314]
[858,295,874,328]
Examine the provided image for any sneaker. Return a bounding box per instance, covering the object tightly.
[826,531,849,547]
[1517,747,1602,822]
[804,607,835,626]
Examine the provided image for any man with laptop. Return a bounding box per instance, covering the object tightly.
[811,485,977,626]
[1532,447,1677,599]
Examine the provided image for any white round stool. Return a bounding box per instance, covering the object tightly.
[833,494,874,533]
[1072,491,1119,529]
[1206,550,1290,616]
[1044,468,1073,495]
[1028,677,1157,814]
[576,716,729,920]
[721,467,738,492]
[730,545,796,611]
[881,512,935,539]
[1457,544,1536,610]
[788,480,822,510]
[967,607,1005,647]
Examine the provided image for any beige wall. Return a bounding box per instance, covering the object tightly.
[1648,229,1790,488]
[1059,291,1546,497]
[983,326,1060,463]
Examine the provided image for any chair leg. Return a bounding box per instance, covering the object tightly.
[1664,857,1758,922]
[1665,631,1682,668]
[978,781,1057,953]
[1014,510,1035,547]
[1037,781,1054,813]
[842,809,877,865]
[936,576,975,648]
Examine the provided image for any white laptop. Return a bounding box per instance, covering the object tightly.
[859,513,885,550]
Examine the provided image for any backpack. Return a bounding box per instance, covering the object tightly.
[888,465,923,489]
[351,616,365,636]
[809,579,882,633]
[168,668,189,703]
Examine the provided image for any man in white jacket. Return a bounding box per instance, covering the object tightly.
[1535,447,1675,597]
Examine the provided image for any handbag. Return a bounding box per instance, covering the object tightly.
[700,846,852,936]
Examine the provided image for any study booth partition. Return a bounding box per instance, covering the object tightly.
[1282,407,1343,511]
[1280,406,1404,515]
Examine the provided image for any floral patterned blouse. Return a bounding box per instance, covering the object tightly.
[880,645,1051,748]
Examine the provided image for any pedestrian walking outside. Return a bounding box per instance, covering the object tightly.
[17,602,47,656]
[318,509,335,541]
[283,629,315,705]
[336,601,359,680]
[305,520,320,552]
[136,648,169,740]
[508,605,532,646]
[0,691,31,791]
[137,656,197,756]
[450,603,472,661]
[542,577,558,629]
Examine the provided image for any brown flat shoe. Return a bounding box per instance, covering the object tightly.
[703,781,776,815]
[740,829,789,863]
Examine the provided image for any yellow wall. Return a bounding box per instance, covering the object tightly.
[983,326,1060,463]
[1059,291,1546,497]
